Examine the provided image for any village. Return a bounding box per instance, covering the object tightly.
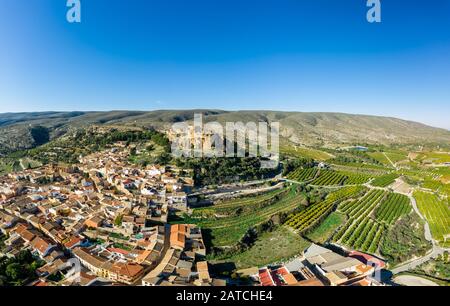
[0,142,218,286]
[0,142,387,287]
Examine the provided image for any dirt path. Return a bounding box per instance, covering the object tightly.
[383,152,397,169]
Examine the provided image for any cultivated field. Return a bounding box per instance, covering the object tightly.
[280,146,334,161]
[414,191,450,247]
[285,185,366,233]
[370,173,399,187]
[306,212,346,244]
[332,190,413,254]
[221,226,311,269]
[187,187,302,247]
[287,168,318,182]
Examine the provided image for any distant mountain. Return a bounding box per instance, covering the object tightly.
[0,110,449,152]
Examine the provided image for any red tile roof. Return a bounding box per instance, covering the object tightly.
[259,268,275,286]
[349,251,385,268]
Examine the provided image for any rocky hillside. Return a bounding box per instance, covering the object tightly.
[0,110,449,153]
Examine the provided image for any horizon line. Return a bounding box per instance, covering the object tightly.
[0,109,449,131]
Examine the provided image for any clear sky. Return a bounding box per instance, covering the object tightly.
[0,0,449,129]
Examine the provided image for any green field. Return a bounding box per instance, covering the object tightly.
[281,146,333,161]
[285,185,366,233]
[333,190,396,254]
[417,152,450,164]
[310,170,347,186]
[370,173,399,187]
[414,191,450,247]
[186,187,303,247]
[219,226,311,269]
[385,152,408,164]
[338,171,373,185]
[306,212,346,244]
[286,168,318,182]
[368,152,392,166]
[375,193,411,224]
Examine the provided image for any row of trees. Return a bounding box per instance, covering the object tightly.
[175,157,279,187]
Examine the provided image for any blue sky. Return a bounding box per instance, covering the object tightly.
[0,0,449,129]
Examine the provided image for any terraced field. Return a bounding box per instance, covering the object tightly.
[280,146,333,161]
[285,185,367,233]
[332,189,393,254]
[305,169,374,186]
[417,151,450,164]
[192,188,287,219]
[375,193,411,224]
[385,152,408,164]
[414,191,450,247]
[371,173,399,187]
[338,171,373,185]
[286,168,318,182]
[188,187,303,247]
[368,152,392,166]
[310,170,347,186]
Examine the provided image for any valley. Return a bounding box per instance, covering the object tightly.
[0,111,449,286]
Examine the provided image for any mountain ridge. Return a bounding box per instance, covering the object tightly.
[0,110,449,152]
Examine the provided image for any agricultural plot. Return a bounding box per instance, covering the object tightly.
[332,164,387,177]
[339,171,372,184]
[414,191,450,247]
[310,170,347,186]
[280,145,334,161]
[306,212,346,244]
[339,190,387,219]
[308,169,375,186]
[368,152,392,166]
[329,160,392,171]
[375,193,411,224]
[421,179,450,198]
[417,152,450,164]
[285,186,366,233]
[287,168,318,182]
[385,152,408,164]
[333,190,392,254]
[370,173,399,187]
[220,226,311,269]
[188,187,302,247]
[192,188,287,219]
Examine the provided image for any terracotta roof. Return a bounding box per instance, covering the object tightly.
[282,273,299,286]
[13,223,28,235]
[112,262,144,278]
[259,268,275,286]
[171,224,187,234]
[33,281,49,287]
[355,264,374,275]
[30,237,52,254]
[108,247,130,256]
[73,248,105,268]
[349,251,386,268]
[349,278,371,286]
[196,261,209,272]
[294,277,325,287]
[170,231,185,248]
[21,229,36,243]
[64,236,82,249]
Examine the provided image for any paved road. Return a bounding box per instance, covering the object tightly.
[394,275,439,286]
[391,193,449,274]
[358,184,447,275]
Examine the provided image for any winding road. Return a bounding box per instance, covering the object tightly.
[390,193,449,274]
